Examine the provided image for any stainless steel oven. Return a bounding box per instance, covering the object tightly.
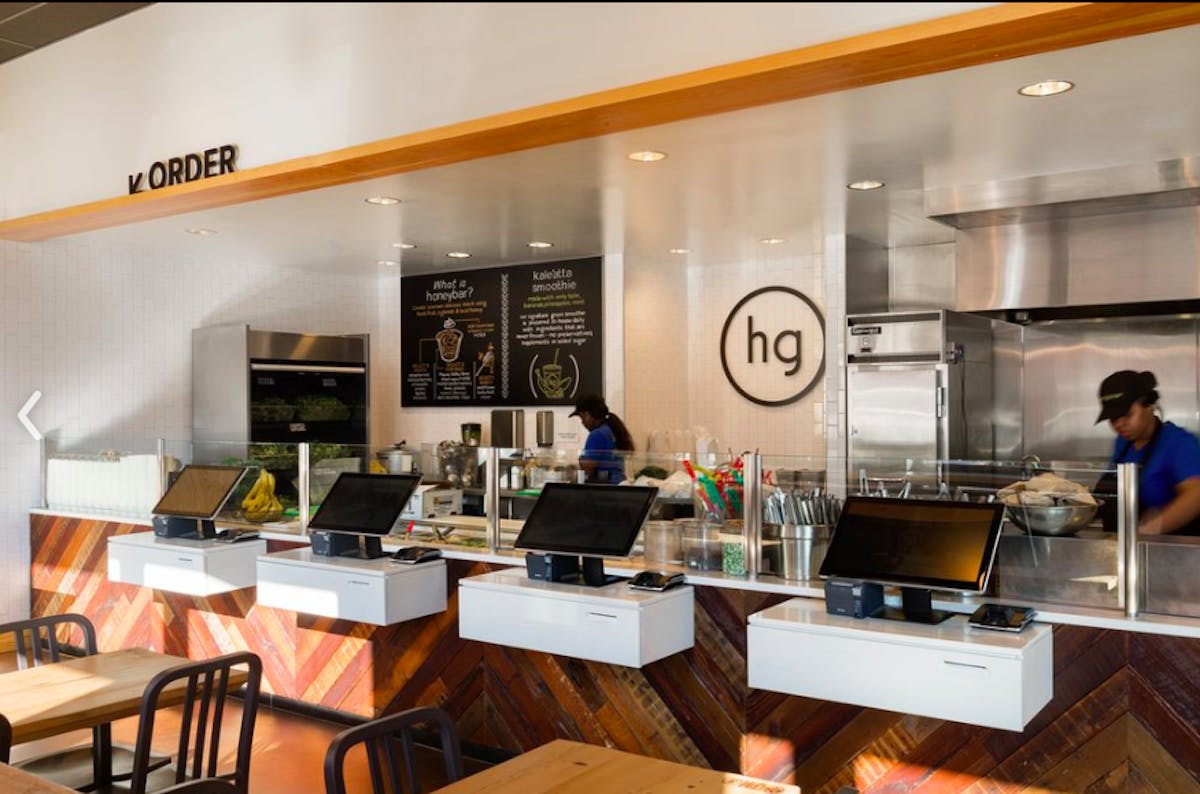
[193,324,369,463]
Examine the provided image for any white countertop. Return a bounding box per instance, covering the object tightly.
[33,507,1200,639]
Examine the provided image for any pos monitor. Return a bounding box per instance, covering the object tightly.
[152,464,249,539]
[307,472,422,559]
[513,482,659,586]
[818,496,1006,624]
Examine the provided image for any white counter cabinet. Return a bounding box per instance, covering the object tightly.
[256,549,447,626]
[107,532,265,596]
[747,597,1053,731]
[458,568,694,667]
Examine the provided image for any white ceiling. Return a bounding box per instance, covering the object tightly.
[64,23,1200,275]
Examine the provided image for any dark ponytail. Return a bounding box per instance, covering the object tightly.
[1139,371,1160,406]
[604,412,635,452]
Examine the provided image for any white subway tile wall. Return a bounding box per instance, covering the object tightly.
[686,252,828,456]
[0,239,379,622]
[624,256,689,452]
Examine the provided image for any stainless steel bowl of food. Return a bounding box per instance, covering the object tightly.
[1005,500,1104,536]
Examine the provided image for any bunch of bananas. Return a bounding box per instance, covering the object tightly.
[241,469,282,522]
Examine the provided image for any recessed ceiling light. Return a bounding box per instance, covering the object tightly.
[847,180,885,191]
[377,260,399,267]
[528,241,553,249]
[1018,79,1074,97]
[760,237,786,245]
[185,227,217,235]
[668,248,691,255]
[392,242,416,249]
[364,196,401,205]
[447,251,471,259]
[627,150,667,162]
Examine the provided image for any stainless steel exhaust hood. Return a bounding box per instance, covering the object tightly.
[926,156,1200,229]
[920,157,1200,313]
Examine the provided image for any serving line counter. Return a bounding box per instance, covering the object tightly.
[29,504,1200,790]
[28,507,1200,639]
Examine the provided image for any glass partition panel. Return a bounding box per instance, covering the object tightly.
[43,434,164,518]
[988,458,1118,611]
[398,442,490,550]
[185,440,304,533]
[1141,537,1200,619]
[758,453,836,583]
[756,453,1120,609]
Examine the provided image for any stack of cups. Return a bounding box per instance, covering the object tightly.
[642,520,683,567]
[680,519,723,572]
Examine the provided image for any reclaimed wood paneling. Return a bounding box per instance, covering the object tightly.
[30,514,1200,791]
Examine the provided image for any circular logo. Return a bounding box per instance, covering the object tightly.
[719,286,825,407]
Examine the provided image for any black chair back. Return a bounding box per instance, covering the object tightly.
[0,613,117,786]
[1,612,97,669]
[0,712,11,764]
[324,706,464,794]
[156,779,240,794]
[130,651,262,794]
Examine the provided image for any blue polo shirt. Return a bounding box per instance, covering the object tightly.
[581,424,625,484]
[1109,421,1200,510]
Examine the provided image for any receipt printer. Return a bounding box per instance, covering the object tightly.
[824,579,883,619]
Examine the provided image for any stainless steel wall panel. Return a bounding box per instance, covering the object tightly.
[888,243,955,312]
[192,323,250,457]
[845,239,889,316]
[991,320,1024,461]
[1021,318,1199,461]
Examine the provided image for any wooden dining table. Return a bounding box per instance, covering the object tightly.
[0,646,249,787]
[0,647,242,744]
[432,739,800,794]
[0,762,77,793]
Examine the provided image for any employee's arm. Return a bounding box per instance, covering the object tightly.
[1140,476,1200,534]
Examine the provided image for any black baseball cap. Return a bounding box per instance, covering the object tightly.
[569,394,608,418]
[1095,370,1155,424]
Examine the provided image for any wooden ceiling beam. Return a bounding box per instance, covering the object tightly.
[4,2,1200,241]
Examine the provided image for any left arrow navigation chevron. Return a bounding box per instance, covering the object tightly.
[17,390,42,441]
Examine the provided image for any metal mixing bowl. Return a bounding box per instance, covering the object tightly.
[1005,500,1104,536]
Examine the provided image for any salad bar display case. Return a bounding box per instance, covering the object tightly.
[192,324,370,508]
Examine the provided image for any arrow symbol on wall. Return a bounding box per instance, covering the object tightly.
[17,390,42,441]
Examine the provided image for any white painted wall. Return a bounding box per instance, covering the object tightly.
[0,2,995,216]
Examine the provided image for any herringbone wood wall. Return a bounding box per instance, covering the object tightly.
[30,514,1200,792]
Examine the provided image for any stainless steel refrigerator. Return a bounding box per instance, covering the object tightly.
[846,310,999,495]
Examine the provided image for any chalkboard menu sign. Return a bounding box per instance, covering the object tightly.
[401,257,603,407]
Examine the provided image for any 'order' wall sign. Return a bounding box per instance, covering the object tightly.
[127,144,238,194]
[719,285,826,407]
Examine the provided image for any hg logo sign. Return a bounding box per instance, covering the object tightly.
[719,286,826,407]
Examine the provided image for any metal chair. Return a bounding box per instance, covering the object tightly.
[0,613,168,790]
[324,706,464,794]
[1,712,12,764]
[155,780,239,794]
[107,651,262,794]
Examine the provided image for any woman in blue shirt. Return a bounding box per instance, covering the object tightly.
[1096,370,1200,535]
[570,394,635,484]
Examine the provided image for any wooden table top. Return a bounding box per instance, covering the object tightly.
[0,762,76,793]
[433,739,800,794]
[0,647,247,743]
